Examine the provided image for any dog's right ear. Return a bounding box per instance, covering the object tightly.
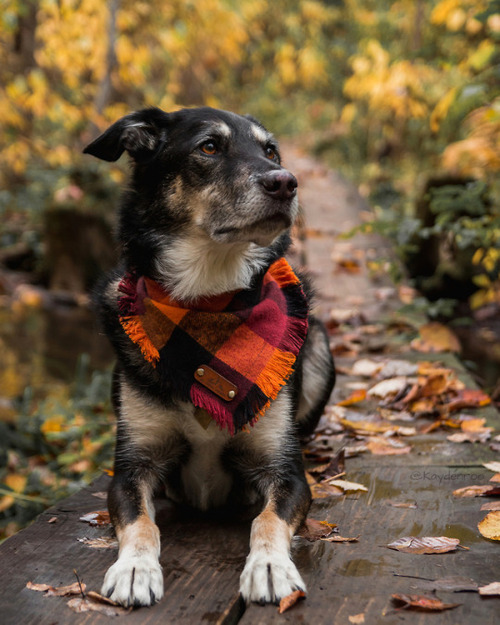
[83,108,168,162]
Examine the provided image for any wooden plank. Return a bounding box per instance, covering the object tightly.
[0,474,249,625]
[239,465,500,624]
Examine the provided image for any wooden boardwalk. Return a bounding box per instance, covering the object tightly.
[0,148,498,624]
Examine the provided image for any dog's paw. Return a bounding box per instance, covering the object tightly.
[101,554,164,607]
[239,550,306,604]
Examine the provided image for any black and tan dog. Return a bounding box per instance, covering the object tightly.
[84,106,335,607]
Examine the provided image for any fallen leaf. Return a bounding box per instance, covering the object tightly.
[77,536,118,549]
[378,360,418,379]
[297,518,337,541]
[410,322,461,353]
[336,258,361,274]
[92,491,108,500]
[367,437,411,455]
[453,485,500,497]
[478,511,500,540]
[48,517,58,524]
[408,398,440,415]
[79,510,111,526]
[278,590,306,614]
[310,481,344,499]
[387,501,417,509]
[322,534,359,543]
[367,377,408,399]
[478,581,500,596]
[446,389,491,412]
[337,389,367,406]
[490,474,500,483]
[447,431,491,443]
[484,461,500,473]
[461,418,487,432]
[391,593,460,611]
[351,359,382,377]
[26,581,85,597]
[67,594,131,616]
[308,449,345,481]
[481,501,500,511]
[386,536,460,554]
[348,614,365,624]
[327,479,367,493]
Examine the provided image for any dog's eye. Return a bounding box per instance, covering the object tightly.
[200,141,218,155]
[264,146,278,161]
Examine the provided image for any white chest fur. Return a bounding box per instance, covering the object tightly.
[120,379,233,509]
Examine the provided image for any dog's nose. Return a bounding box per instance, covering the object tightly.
[259,170,297,200]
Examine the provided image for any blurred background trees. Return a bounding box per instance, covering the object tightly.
[1,0,498,308]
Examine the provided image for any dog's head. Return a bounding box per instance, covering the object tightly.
[84,107,299,249]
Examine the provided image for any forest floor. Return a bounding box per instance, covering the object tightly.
[0,144,499,624]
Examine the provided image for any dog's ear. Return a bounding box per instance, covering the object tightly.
[83,108,168,162]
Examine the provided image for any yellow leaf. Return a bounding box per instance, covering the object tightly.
[41,415,66,434]
[411,322,461,353]
[478,512,500,541]
[5,474,27,494]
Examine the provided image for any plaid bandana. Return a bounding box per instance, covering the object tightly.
[117,257,308,435]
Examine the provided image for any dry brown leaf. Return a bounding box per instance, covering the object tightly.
[327,479,367,493]
[446,389,492,412]
[322,534,359,543]
[453,485,500,497]
[478,582,500,596]
[461,418,487,432]
[67,594,132,616]
[348,614,365,624]
[410,322,461,353]
[296,518,337,541]
[336,258,361,274]
[387,501,417,509]
[478,511,500,541]
[391,593,460,611]
[386,536,460,554]
[367,437,411,456]
[308,449,345,481]
[79,510,111,526]
[490,474,500,483]
[447,431,492,443]
[481,501,500,511]
[484,461,500,473]
[337,389,367,406]
[310,481,344,499]
[408,398,439,415]
[77,536,118,549]
[351,359,382,377]
[26,581,85,597]
[278,590,306,614]
[367,377,408,399]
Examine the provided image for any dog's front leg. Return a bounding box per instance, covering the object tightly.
[101,470,163,607]
[239,469,310,604]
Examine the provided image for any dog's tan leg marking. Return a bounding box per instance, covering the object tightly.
[102,496,163,606]
[239,500,305,604]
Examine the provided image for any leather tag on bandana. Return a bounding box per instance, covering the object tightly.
[194,365,238,402]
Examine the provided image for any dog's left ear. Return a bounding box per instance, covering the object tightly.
[83,108,168,162]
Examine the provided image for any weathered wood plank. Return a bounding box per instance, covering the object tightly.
[240,465,500,624]
[0,475,249,625]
